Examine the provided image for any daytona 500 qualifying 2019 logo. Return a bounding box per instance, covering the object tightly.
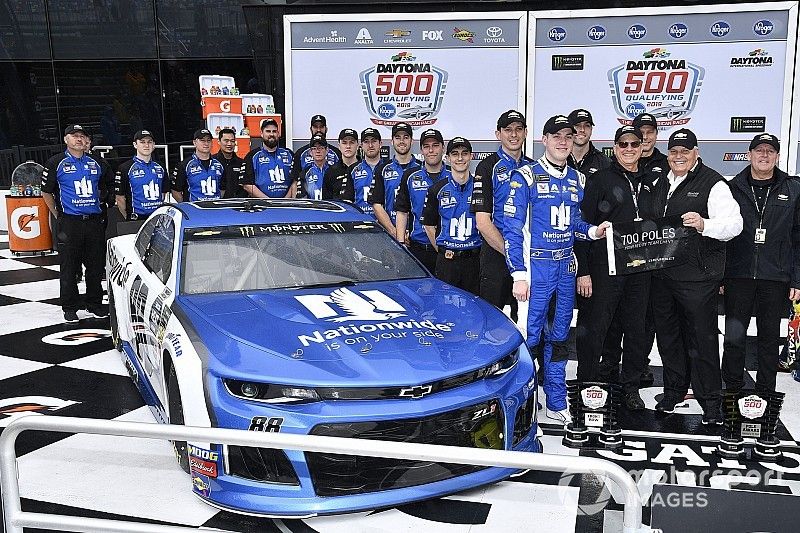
[359,52,448,126]
[607,48,705,128]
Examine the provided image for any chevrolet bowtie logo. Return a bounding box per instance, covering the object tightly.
[399,384,432,399]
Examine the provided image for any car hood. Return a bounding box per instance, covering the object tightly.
[174,279,523,387]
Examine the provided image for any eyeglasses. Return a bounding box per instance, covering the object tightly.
[617,141,641,148]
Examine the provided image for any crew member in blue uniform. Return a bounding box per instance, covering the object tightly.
[421,137,482,295]
[42,124,113,323]
[289,114,342,185]
[171,129,224,202]
[341,128,384,215]
[503,115,609,425]
[323,128,360,200]
[297,134,331,200]
[369,122,421,236]
[115,129,166,221]
[242,119,294,198]
[395,128,449,272]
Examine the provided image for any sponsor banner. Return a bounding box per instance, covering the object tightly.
[730,116,766,133]
[605,216,693,276]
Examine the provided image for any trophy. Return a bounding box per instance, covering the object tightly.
[717,389,784,461]
[564,381,622,450]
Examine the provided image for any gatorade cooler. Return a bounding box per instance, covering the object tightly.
[199,75,242,118]
[242,94,280,136]
[6,162,53,254]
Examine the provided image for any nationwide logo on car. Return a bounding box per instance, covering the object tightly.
[730,49,773,68]
[723,153,749,161]
[548,26,567,42]
[587,25,606,40]
[753,20,774,36]
[627,24,647,40]
[552,54,584,71]
[730,116,766,133]
[710,21,731,37]
[485,26,505,43]
[384,28,411,43]
[452,27,475,43]
[608,49,705,127]
[668,23,688,39]
[359,52,448,126]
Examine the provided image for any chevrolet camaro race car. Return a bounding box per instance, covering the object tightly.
[106,198,541,517]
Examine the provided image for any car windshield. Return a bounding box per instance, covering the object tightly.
[180,221,428,294]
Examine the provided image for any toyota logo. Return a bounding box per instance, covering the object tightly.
[486,26,503,38]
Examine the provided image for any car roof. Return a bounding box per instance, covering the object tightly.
[173,199,373,229]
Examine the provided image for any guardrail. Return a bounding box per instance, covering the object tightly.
[0,416,654,533]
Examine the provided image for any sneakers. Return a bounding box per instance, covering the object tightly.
[87,306,109,319]
[702,402,723,425]
[655,395,681,413]
[545,407,572,425]
[624,391,645,410]
[64,310,79,323]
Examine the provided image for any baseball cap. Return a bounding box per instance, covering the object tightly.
[419,128,444,144]
[614,125,643,142]
[338,128,358,141]
[310,114,326,126]
[193,129,213,140]
[632,113,658,130]
[568,109,595,126]
[749,133,780,152]
[309,134,328,148]
[447,137,472,153]
[133,129,155,141]
[542,115,576,136]
[667,129,698,150]
[497,110,527,130]
[361,127,381,141]
[64,124,89,136]
[260,118,279,130]
[391,122,413,137]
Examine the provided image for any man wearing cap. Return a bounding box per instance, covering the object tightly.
[575,125,654,410]
[289,114,342,185]
[42,124,113,323]
[323,128,360,200]
[472,110,533,319]
[396,128,449,272]
[633,112,668,181]
[297,134,331,200]
[421,137,482,294]
[567,108,611,177]
[341,128,385,215]
[369,122,421,235]
[215,127,246,199]
[171,129,225,202]
[503,115,609,424]
[644,128,742,424]
[723,133,800,393]
[115,130,167,222]
[242,118,294,199]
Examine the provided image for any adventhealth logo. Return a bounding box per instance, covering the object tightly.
[74,176,93,198]
[200,175,216,196]
[143,180,160,201]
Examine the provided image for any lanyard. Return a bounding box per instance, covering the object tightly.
[624,171,643,221]
[750,184,771,229]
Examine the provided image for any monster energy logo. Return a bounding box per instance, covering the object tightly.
[552,54,584,71]
[730,116,765,133]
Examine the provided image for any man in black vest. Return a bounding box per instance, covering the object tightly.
[723,133,800,392]
[647,129,743,425]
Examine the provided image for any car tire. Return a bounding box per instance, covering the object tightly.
[108,288,122,352]
[167,363,190,474]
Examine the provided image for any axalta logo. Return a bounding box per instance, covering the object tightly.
[548,27,566,42]
[730,49,773,68]
[668,23,688,39]
[627,24,647,40]
[710,21,730,37]
[10,206,41,239]
[0,396,80,427]
[587,25,606,41]
[753,20,774,36]
[354,27,373,44]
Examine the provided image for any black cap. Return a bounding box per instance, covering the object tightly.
[193,129,213,140]
[361,127,381,141]
[542,115,576,135]
[260,118,279,130]
[749,133,780,152]
[667,129,698,150]
[632,113,658,130]
[64,124,89,136]
[419,129,444,144]
[614,125,643,142]
[309,134,328,148]
[568,109,595,126]
[338,128,358,141]
[447,137,472,153]
[391,122,413,137]
[310,114,326,126]
[497,110,527,130]
[218,127,236,138]
[133,129,155,141]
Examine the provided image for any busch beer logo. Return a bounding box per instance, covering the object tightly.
[296,288,406,322]
[10,206,41,239]
[738,394,767,419]
[581,386,608,409]
[359,52,448,127]
[608,49,705,127]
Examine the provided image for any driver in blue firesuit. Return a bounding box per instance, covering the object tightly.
[503,115,610,425]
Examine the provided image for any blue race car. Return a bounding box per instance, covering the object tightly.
[106,198,541,517]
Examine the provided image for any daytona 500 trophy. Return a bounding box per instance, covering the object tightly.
[563,381,623,450]
[717,389,785,461]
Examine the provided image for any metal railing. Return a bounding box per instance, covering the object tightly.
[0,416,653,533]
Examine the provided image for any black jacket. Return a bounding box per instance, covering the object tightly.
[214,152,246,198]
[725,166,800,286]
[639,148,668,181]
[568,142,612,177]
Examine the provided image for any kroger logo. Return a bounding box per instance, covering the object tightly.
[587,25,606,40]
[548,26,567,42]
[669,23,688,39]
[625,102,646,119]
[754,20,774,36]
[377,103,396,119]
[627,24,647,40]
[710,21,730,37]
